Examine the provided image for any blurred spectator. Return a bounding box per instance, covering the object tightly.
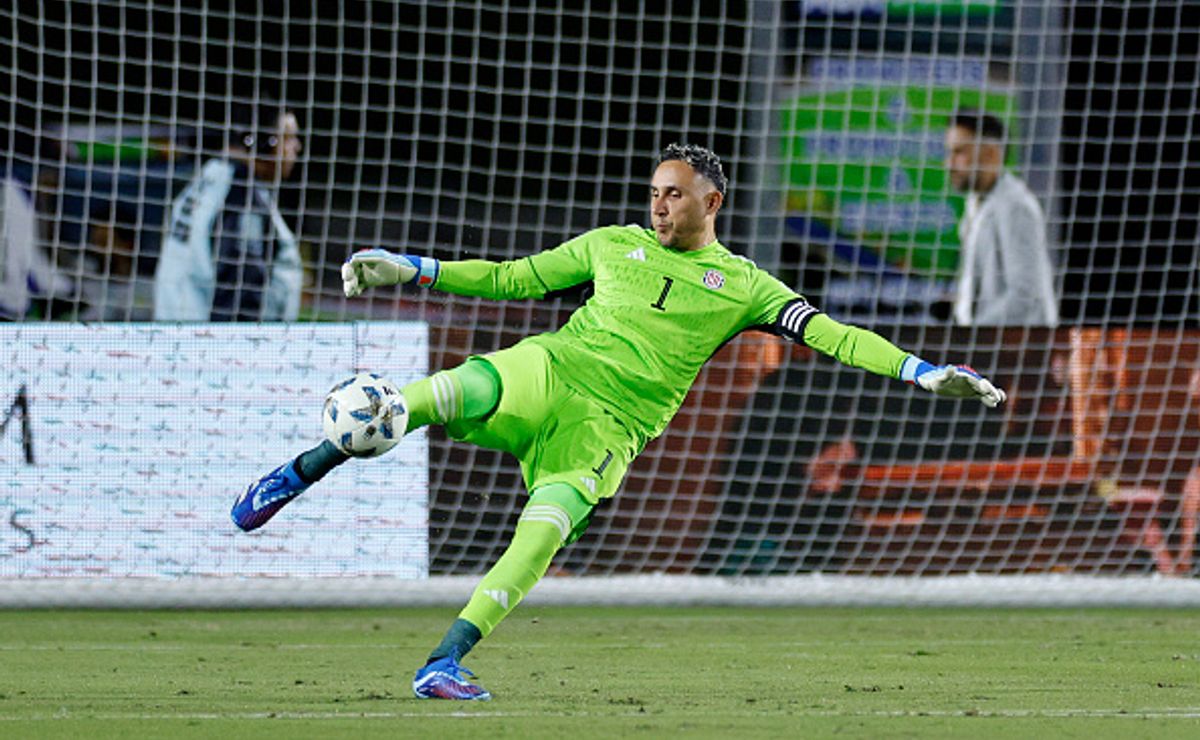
[945,109,1059,327]
[1,173,73,320]
[154,97,303,321]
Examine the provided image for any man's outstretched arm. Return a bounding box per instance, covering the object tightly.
[342,236,595,301]
[341,250,549,300]
[774,301,1006,408]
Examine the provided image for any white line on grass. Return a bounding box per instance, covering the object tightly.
[4,708,1200,721]
[0,638,1183,651]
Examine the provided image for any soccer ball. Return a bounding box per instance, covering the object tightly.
[322,372,409,458]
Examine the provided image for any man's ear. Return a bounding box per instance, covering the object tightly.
[706,190,724,215]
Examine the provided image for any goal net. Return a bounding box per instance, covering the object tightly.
[2,1,1199,606]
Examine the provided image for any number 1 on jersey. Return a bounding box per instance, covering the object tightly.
[650,276,674,311]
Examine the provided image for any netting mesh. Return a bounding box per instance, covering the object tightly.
[2,2,1199,599]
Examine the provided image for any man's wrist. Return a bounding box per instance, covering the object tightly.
[899,354,937,384]
[405,254,440,287]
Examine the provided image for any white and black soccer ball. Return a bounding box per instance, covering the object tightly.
[322,372,409,458]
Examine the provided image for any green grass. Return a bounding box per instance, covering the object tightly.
[1,607,1198,738]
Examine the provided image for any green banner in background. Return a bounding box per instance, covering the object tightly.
[782,56,1017,280]
[802,1,998,17]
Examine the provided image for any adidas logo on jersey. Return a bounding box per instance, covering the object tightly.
[580,476,597,494]
[625,248,646,261]
[485,589,509,609]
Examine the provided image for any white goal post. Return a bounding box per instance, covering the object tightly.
[5,575,1200,609]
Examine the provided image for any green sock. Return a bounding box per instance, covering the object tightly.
[294,439,349,482]
[450,512,566,647]
[427,619,483,664]
[403,359,500,433]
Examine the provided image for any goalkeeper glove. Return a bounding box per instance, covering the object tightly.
[341,249,440,297]
[900,355,1007,409]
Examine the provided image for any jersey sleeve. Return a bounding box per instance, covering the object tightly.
[432,229,598,300]
[523,228,597,290]
[802,313,909,379]
[745,267,908,379]
[744,268,821,342]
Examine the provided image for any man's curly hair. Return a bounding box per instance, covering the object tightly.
[656,143,727,196]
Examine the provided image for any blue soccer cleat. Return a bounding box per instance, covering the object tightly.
[231,460,310,532]
[412,657,492,701]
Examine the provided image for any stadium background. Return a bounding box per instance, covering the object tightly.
[2,1,1200,592]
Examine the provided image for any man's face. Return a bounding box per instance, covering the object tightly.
[257,112,303,181]
[944,124,1000,193]
[649,160,720,250]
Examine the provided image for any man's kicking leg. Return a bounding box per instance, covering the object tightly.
[413,483,591,701]
[231,360,500,531]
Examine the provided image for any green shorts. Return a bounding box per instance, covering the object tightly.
[445,338,638,508]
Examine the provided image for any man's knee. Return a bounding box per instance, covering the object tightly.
[525,482,595,545]
[456,358,501,420]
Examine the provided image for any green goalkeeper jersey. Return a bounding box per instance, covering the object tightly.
[434,225,909,442]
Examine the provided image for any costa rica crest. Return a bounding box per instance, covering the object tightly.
[703,269,725,290]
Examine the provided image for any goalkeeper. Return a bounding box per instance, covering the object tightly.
[232,144,1006,701]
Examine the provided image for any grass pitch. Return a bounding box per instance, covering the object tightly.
[0,607,1197,738]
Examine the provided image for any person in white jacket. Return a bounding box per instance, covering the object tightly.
[945,109,1059,327]
[154,99,303,322]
